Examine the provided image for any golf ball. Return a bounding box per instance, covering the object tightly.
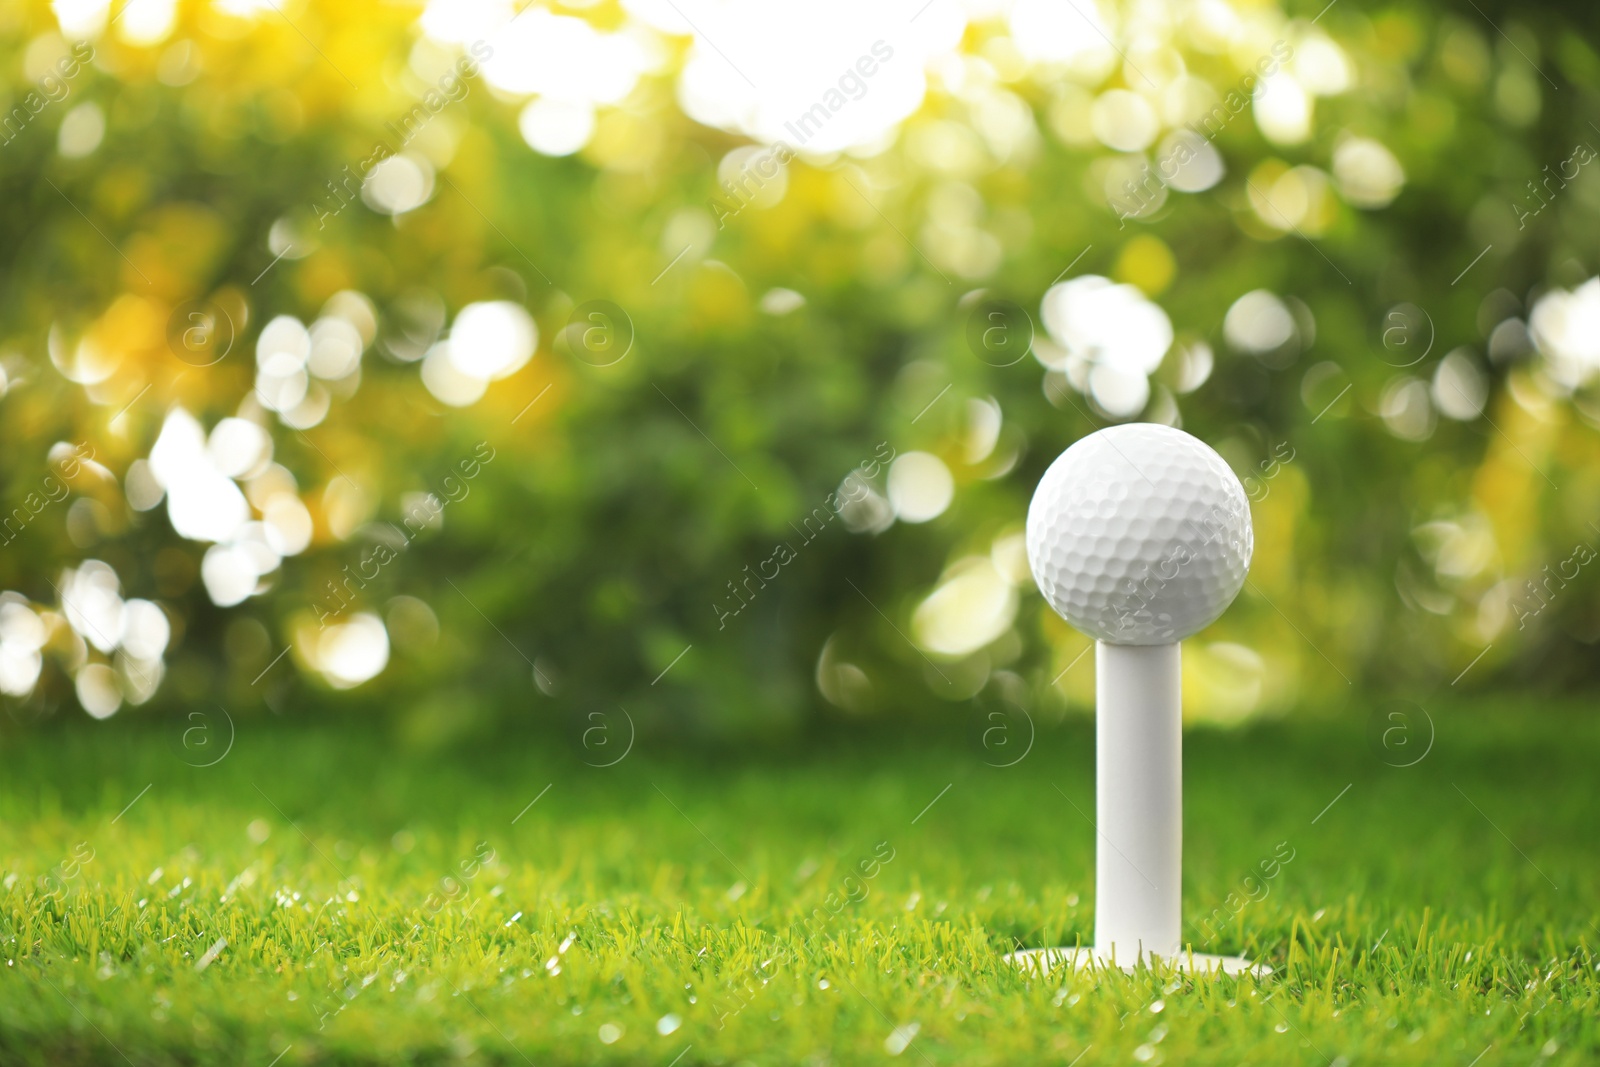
[1026,424,1252,644]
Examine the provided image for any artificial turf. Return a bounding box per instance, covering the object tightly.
[0,697,1595,1066]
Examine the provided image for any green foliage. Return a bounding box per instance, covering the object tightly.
[0,2,1598,732]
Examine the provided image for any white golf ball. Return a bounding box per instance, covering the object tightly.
[1026,424,1252,645]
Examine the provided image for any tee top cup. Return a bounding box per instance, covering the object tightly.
[1025,423,1253,971]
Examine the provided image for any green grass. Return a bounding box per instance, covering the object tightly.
[1,697,1596,1066]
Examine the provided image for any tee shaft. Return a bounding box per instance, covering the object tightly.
[1094,640,1182,962]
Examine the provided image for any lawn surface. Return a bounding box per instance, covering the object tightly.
[1,697,1596,1066]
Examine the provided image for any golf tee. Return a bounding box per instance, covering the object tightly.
[1095,640,1182,963]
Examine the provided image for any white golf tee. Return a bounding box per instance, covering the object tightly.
[1095,640,1181,964]
[1013,425,1264,977]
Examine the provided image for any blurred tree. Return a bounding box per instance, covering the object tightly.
[0,0,1597,738]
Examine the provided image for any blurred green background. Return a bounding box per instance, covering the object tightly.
[2,0,1598,747]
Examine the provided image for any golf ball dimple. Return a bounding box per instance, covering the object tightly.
[1026,424,1252,644]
